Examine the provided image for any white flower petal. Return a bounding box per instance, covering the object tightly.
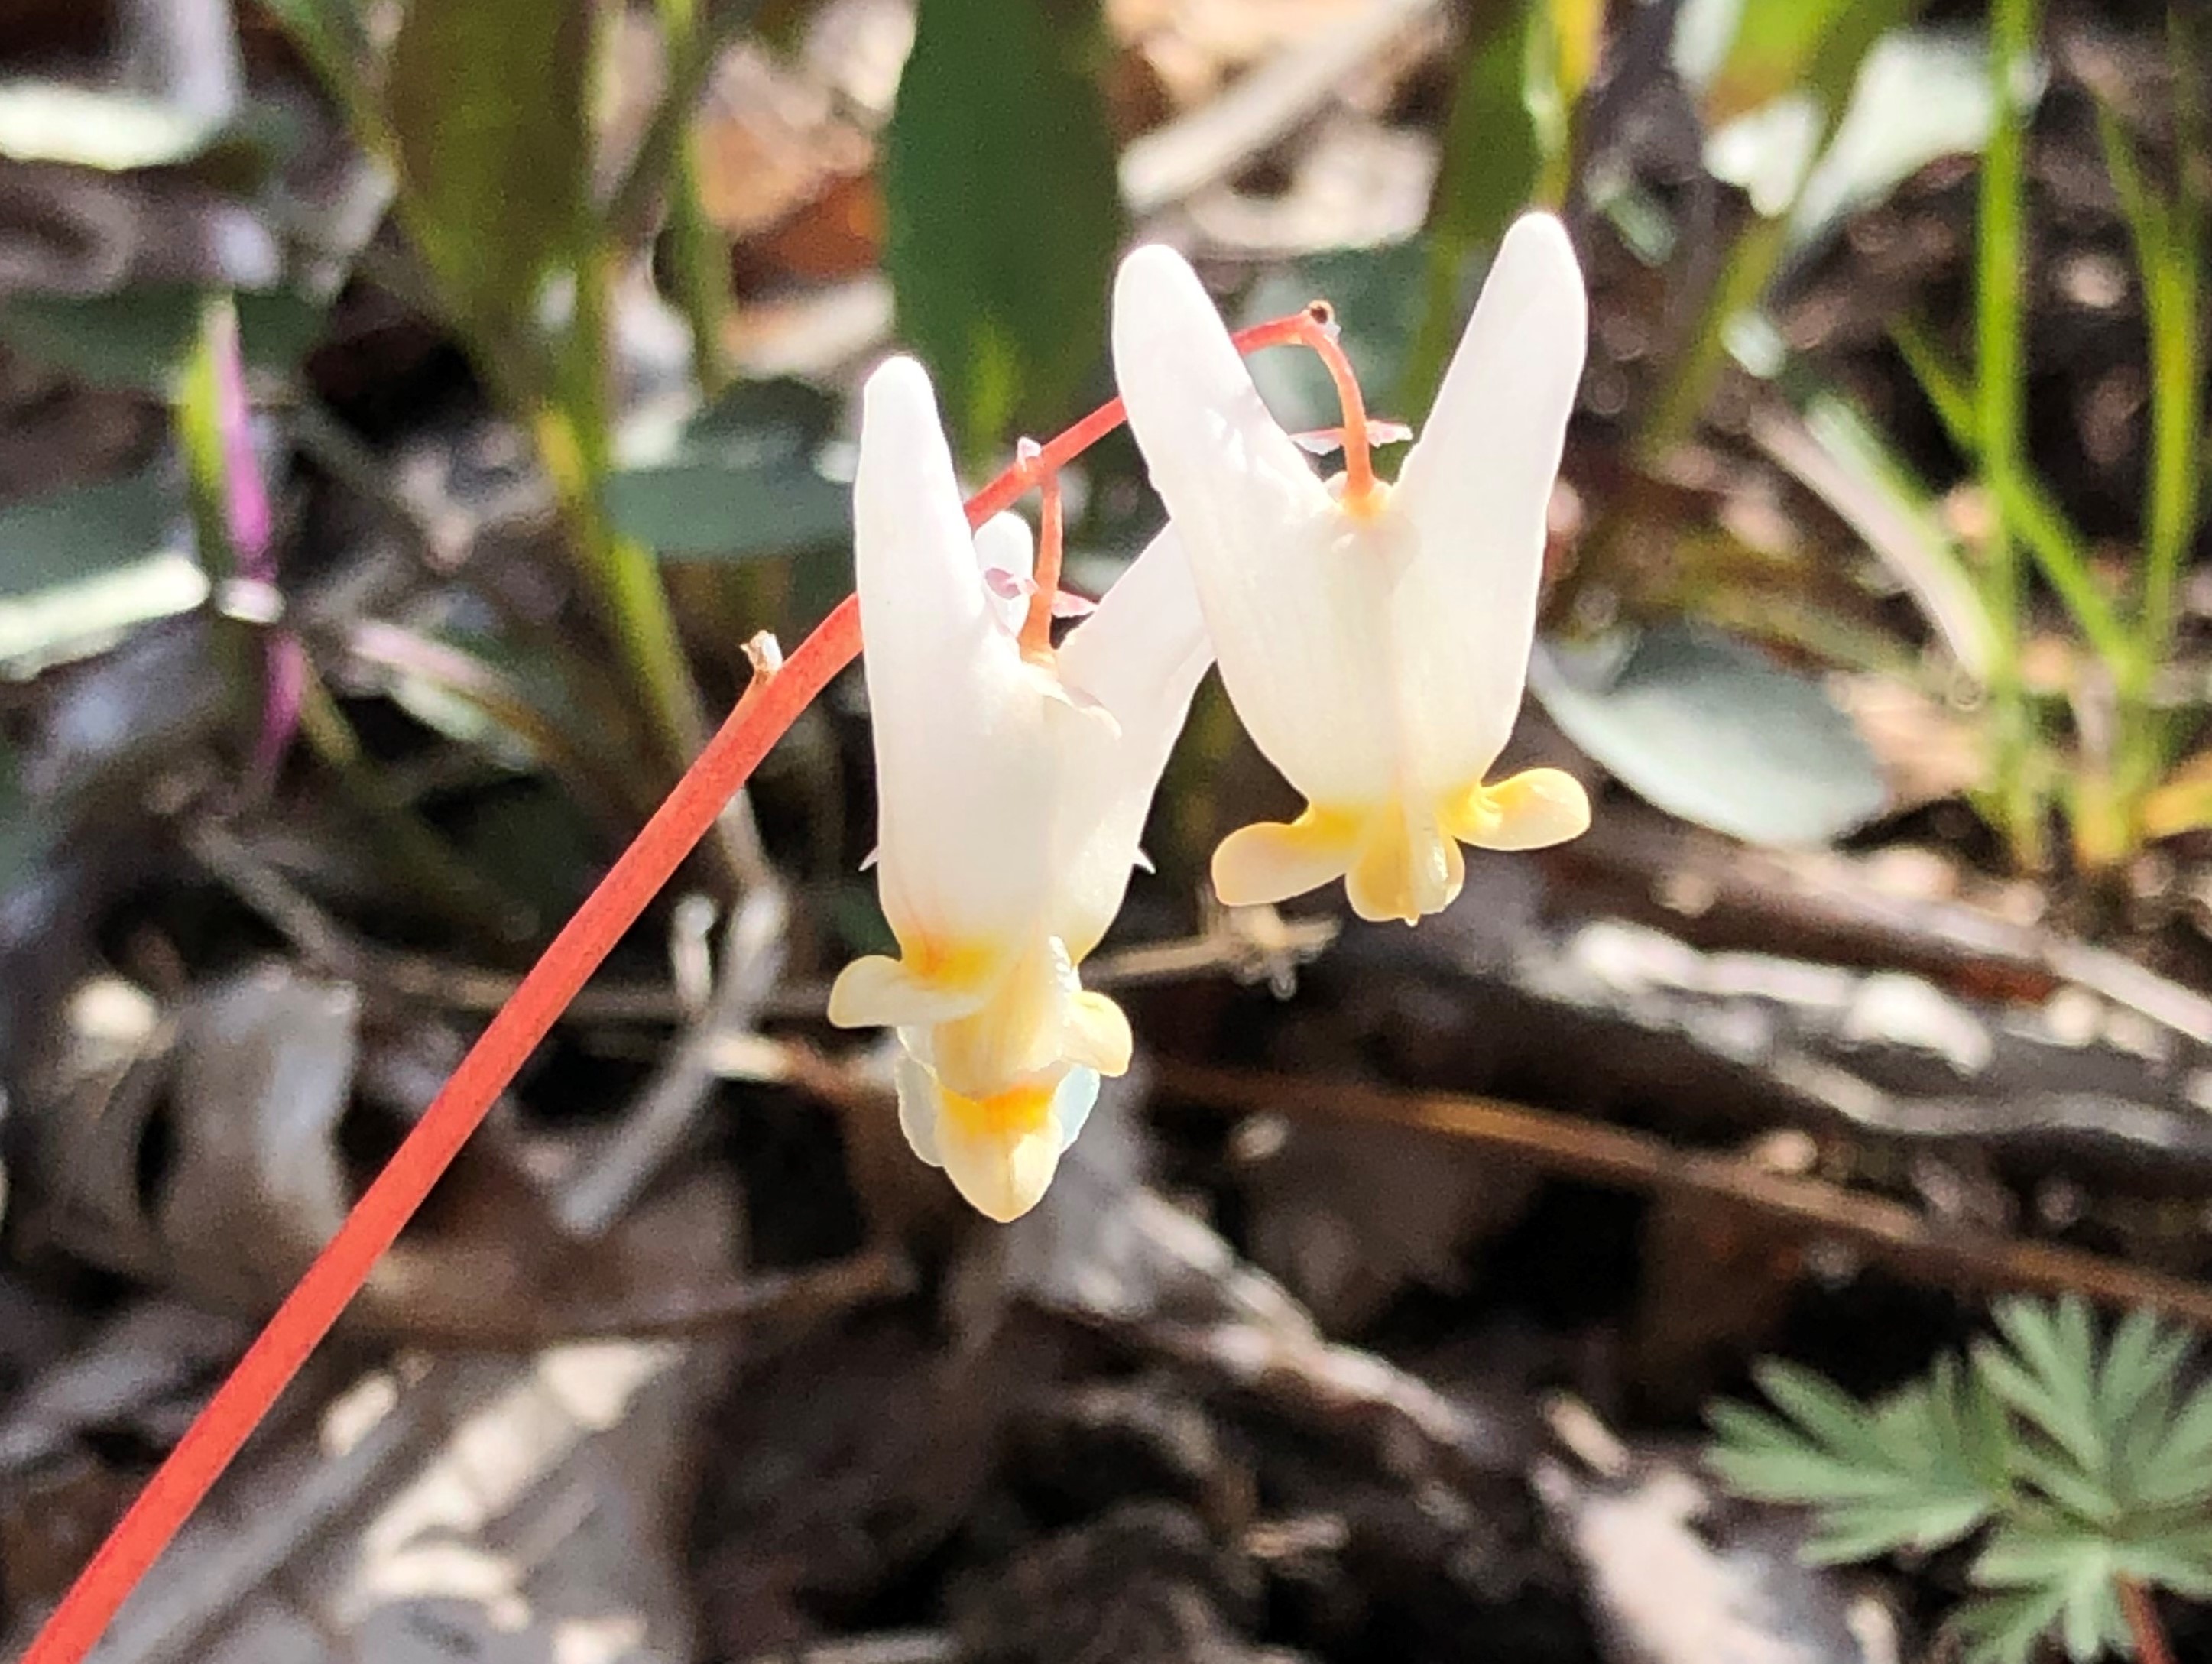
[1051,1067,1101,1154]
[894,1050,942,1167]
[1048,527,1213,957]
[972,510,1034,637]
[1111,245,1400,807]
[1387,212,1588,791]
[854,357,1057,952]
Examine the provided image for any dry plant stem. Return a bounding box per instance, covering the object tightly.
[355,903,1339,1027]
[2120,1578,2175,1664]
[22,309,1325,1664]
[1159,1061,2212,1331]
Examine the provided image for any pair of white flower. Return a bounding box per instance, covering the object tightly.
[826,212,1591,1221]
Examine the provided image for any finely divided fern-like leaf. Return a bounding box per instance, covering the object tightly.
[1971,1512,2132,1663]
[1708,1356,2005,1561]
[1952,1584,2074,1664]
[1977,1297,2105,1475]
[1978,1297,2212,1527]
[1708,1296,2212,1664]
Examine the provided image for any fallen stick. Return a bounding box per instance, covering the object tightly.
[1157,1059,2212,1329]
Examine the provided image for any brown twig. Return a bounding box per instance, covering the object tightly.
[358,903,1339,1027]
[1559,811,2212,1046]
[549,881,788,1238]
[1156,1060,2212,1331]
[422,1247,916,1347]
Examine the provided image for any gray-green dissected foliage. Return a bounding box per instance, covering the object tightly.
[1708,1297,2212,1663]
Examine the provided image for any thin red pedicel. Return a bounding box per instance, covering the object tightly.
[1018,449,1065,661]
[21,310,1325,1664]
[1295,303,1378,506]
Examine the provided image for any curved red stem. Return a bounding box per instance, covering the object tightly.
[19,308,1331,1664]
[2120,1578,2175,1664]
[1018,465,1065,659]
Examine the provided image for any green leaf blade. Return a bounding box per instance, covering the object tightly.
[1529,621,1889,845]
[882,0,1124,462]
[1708,1354,2002,1562]
[385,0,593,332]
[1402,0,1548,415]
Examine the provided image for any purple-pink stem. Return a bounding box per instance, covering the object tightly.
[209,304,302,780]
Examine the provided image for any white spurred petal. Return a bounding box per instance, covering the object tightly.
[851,358,1057,961]
[1388,213,1588,791]
[1111,246,1398,809]
[1048,527,1214,959]
[838,359,1223,1218]
[1111,222,1589,925]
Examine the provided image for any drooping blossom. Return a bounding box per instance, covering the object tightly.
[1111,212,1591,924]
[826,356,1211,1220]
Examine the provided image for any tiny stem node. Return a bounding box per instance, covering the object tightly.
[743,630,784,684]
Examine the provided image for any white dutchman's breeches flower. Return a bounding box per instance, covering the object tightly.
[826,356,1211,1221]
[1112,212,1593,924]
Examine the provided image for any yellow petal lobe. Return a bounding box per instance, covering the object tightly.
[1343,803,1464,925]
[1063,991,1134,1076]
[826,939,1004,1030]
[1445,767,1590,851]
[1211,805,1364,907]
[1211,770,1591,926]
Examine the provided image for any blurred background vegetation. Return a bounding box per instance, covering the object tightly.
[2,0,2211,1659]
[0,0,2204,951]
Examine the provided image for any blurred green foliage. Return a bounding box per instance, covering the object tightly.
[0,0,2204,912]
[883,0,1124,461]
[384,0,593,336]
[1713,1298,2212,1664]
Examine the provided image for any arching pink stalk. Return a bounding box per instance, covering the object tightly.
[205,301,303,783]
[23,310,1326,1664]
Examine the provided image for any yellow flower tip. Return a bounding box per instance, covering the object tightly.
[1065,989,1134,1077]
[939,1078,1059,1139]
[936,1080,1064,1222]
[1343,805,1464,926]
[1212,774,1588,927]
